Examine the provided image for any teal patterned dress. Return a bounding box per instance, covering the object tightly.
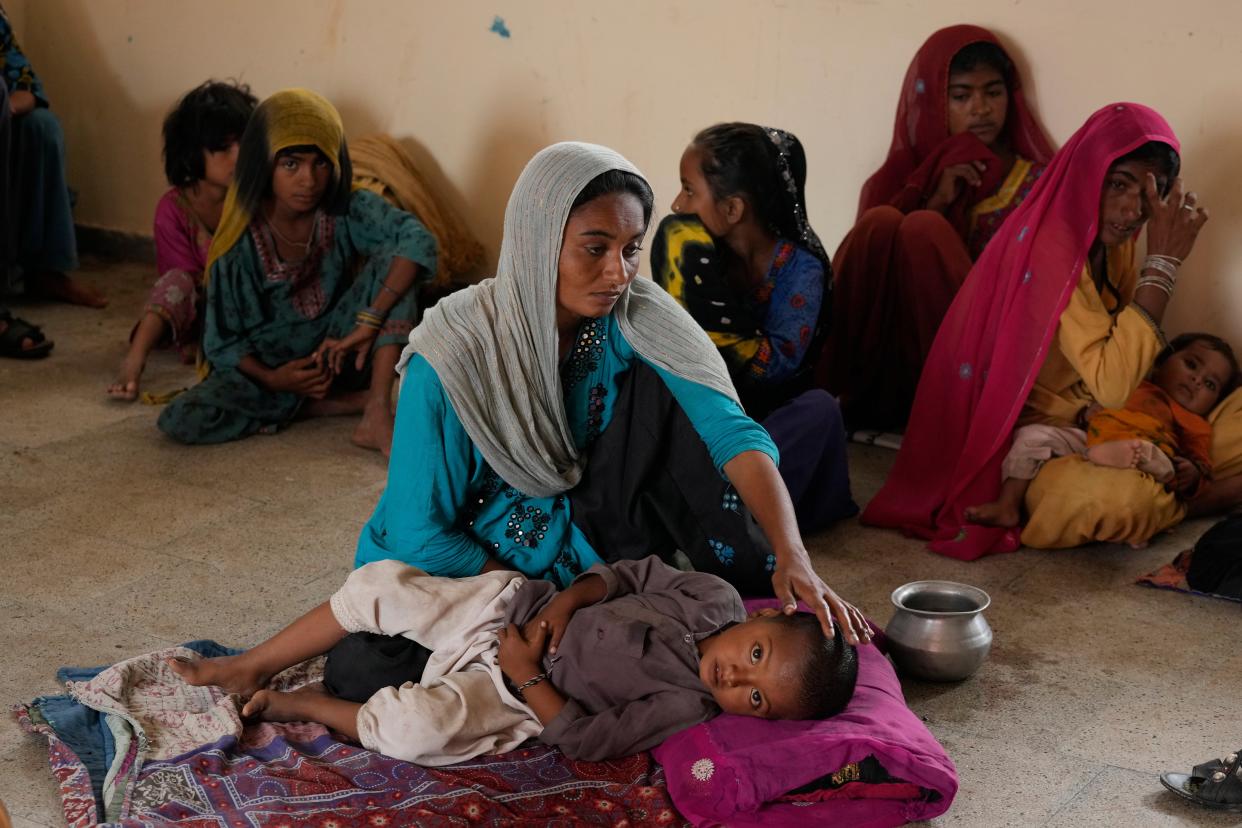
[356,312,778,587]
[158,189,437,444]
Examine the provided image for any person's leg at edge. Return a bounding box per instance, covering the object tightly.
[16,109,106,308]
[353,342,399,455]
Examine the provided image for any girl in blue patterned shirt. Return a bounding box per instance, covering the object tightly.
[653,123,856,531]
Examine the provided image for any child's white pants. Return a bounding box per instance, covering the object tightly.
[330,560,541,765]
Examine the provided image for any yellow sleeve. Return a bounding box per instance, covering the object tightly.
[1209,389,1242,478]
[1055,267,1163,410]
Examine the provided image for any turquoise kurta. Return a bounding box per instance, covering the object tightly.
[356,313,778,587]
[158,189,437,444]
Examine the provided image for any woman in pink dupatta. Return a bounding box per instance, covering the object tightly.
[863,103,1211,559]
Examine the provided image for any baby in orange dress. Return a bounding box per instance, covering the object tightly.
[968,333,1238,529]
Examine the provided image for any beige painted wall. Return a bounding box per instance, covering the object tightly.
[16,0,1242,341]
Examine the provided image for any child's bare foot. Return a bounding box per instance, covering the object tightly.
[106,353,145,401]
[1085,439,1144,471]
[168,653,272,698]
[352,400,394,457]
[241,681,328,722]
[32,271,109,308]
[302,389,367,418]
[965,500,1022,528]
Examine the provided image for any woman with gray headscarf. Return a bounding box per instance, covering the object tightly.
[352,141,868,651]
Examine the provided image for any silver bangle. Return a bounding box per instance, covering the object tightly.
[514,672,548,700]
[1141,255,1179,281]
[1136,275,1174,295]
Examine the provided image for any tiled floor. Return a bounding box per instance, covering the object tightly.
[1,258,1237,826]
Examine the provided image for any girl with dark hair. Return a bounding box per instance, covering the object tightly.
[108,80,257,401]
[821,25,1055,430]
[864,103,1211,556]
[353,141,869,649]
[157,88,437,453]
[652,122,856,532]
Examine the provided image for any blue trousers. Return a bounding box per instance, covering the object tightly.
[11,107,78,277]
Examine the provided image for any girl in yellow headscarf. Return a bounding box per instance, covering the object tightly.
[157,89,437,454]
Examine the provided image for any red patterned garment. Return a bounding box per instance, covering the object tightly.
[15,705,689,828]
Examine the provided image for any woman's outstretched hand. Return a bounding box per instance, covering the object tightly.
[771,554,872,646]
[1143,174,1209,263]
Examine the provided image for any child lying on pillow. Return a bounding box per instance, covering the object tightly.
[171,556,859,765]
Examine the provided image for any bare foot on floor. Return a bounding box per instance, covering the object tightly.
[352,401,394,457]
[106,353,145,401]
[964,501,1021,528]
[303,389,367,418]
[168,653,271,698]
[242,681,329,722]
[1085,439,1143,471]
[32,271,109,308]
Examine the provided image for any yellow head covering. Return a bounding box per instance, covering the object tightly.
[204,88,347,286]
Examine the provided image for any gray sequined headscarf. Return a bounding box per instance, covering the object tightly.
[397,141,738,497]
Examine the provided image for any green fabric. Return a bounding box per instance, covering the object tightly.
[158,189,436,444]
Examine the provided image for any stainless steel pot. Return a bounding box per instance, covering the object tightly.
[885,580,992,682]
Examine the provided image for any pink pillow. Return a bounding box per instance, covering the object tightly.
[652,601,958,827]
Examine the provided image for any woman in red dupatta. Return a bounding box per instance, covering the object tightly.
[820,25,1053,429]
[863,102,1211,559]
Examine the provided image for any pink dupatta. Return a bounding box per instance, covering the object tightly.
[862,103,1180,560]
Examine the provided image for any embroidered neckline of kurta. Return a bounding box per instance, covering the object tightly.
[562,317,607,388]
[249,212,336,319]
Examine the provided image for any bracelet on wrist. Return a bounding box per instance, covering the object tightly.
[513,671,549,700]
[1141,255,1179,282]
[1136,276,1174,297]
[355,306,386,329]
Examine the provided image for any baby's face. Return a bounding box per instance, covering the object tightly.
[696,612,805,719]
[1153,341,1232,415]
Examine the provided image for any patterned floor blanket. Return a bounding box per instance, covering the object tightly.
[15,641,685,827]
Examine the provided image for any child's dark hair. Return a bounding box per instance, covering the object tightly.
[1159,332,1240,397]
[162,80,258,188]
[768,613,858,720]
[948,41,1013,83]
[571,169,654,225]
[232,104,353,216]
[1113,141,1181,195]
[691,122,807,244]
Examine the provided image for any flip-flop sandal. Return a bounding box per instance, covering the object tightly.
[0,309,54,359]
[1161,750,1242,811]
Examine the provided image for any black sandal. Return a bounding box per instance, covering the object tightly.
[1161,750,1242,812]
[0,309,53,359]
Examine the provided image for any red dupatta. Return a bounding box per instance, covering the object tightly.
[858,25,1054,238]
[862,103,1180,560]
